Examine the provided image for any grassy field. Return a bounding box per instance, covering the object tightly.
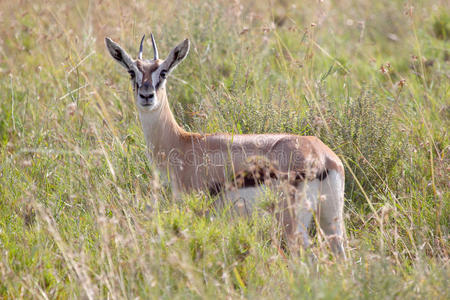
[0,0,448,298]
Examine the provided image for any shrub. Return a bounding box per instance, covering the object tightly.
[307,86,403,206]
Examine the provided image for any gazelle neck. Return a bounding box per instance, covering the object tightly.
[137,90,188,159]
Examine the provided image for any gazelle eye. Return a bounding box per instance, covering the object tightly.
[128,70,135,79]
[160,70,167,79]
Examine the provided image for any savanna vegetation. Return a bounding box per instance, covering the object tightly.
[0,0,448,298]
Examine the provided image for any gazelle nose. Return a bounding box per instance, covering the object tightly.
[139,93,154,100]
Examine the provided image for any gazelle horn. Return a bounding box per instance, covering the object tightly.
[151,33,158,60]
[138,34,145,60]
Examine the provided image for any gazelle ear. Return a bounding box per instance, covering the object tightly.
[159,39,190,75]
[105,37,135,71]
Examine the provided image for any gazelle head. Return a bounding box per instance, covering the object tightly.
[105,34,189,112]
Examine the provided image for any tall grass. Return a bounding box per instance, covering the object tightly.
[0,0,448,298]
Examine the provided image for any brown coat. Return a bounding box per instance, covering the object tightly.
[155,126,344,193]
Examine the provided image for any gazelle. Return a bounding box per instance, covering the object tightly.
[105,34,346,257]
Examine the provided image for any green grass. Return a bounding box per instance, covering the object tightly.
[0,0,448,298]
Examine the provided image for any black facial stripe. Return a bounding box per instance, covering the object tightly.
[155,80,162,90]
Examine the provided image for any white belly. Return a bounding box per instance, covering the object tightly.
[219,186,268,216]
[217,178,322,227]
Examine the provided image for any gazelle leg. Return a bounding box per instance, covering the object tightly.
[318,170,346,259]
[277,180,320,251]
[296,208,313,248]
[277,196,312,250]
